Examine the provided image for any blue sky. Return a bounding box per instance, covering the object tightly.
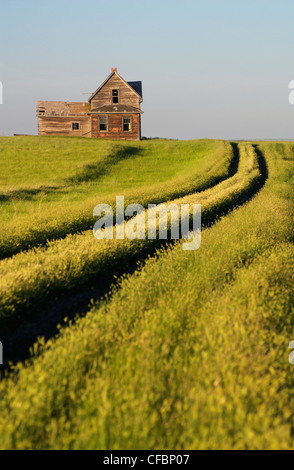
[1,0,294,139]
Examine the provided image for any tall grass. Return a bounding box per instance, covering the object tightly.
[0,143,258,328]
[0,141,292,450]
[0,139,232,259]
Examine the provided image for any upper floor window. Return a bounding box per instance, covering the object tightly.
[112,89,119,104]
[123,116,131,132]
[99,116,108,131]
[72,122,79,130]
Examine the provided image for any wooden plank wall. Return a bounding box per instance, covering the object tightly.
[91,114,140,140]
[36,73,142,139]
[36,101,90,116]
[91,75,140,109]
[38,116,91,137]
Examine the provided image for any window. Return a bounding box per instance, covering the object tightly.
[72,122,79,130]
[123,116,131,132]
[112,89,119,104]
[99,116,108,131]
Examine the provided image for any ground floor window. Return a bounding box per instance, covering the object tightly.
[123,116,132,132]
[99,116,108,131]
[72,122,79,130]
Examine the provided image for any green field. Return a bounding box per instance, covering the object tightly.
[0,137,293,450]
[0,137,226,221]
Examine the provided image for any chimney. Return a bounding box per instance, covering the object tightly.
[111,68,117,73]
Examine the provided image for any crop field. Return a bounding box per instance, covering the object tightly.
[0,137,293,449]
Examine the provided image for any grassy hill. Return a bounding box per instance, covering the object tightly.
[0,137,293,450]
[0,137,225,222]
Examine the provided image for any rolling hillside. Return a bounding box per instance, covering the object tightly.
[0,137,293,449]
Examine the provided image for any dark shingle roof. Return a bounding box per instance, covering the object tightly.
[127,81,143,98]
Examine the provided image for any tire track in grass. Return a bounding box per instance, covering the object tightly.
[0,144,267,369]
[0,142,235,261]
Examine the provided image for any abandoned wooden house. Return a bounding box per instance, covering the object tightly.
[36,69,143,140]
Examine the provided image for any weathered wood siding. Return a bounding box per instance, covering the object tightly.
[38,116,91,137]
[36,72,142,139]
[92,114,140,140]
[37,101,90,116]
[37,101,91,136]
[91,75,140,109]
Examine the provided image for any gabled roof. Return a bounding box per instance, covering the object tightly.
[88,104,143,114]
[88,70,142,103]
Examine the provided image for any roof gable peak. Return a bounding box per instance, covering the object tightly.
[88,69,142,103]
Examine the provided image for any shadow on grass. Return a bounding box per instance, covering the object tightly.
[66,145,142,184]
[0,146,142,203]
[0,186,60,202]
[0,143,236,261]
[0,145,269,372]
